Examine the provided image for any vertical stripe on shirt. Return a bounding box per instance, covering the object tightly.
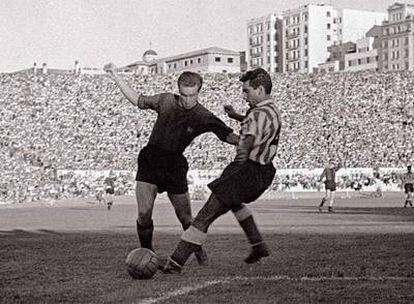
[241,100,281,164]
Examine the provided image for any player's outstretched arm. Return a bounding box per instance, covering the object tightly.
[103,63,140,107]
[224,105,245,122]
[225,133,240,145]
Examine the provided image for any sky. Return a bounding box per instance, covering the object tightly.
[0,0,402,72]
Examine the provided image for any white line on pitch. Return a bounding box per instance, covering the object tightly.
[136,275,414,304]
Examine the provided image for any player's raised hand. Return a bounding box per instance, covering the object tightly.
[103,63,118,76]
[224,104,236,117]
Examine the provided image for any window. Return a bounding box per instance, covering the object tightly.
[358,59,362,65]
[327,11,331,17]
[406,61,410,69]
[327,35,331,41]
[348,60,352,67]
[327,23,331,30]
[405,37,409,45]
[227,58,233,63]
[367,57,370,63]
[215,57,221,62]
[174,63,177,68]
[304,25,308,34]
[198,58,201,64]
[190,59,193,65]
[185,60,188,66]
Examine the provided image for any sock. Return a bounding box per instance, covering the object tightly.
[170,240,201,266]
[236,211,263,245]
[136,220,153,250]
[319,198,326,207]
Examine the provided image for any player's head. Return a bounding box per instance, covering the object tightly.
[240,68,272,107]
[178,71,203,110]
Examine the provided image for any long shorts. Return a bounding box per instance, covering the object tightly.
[105,188,115,195]
[405,183,413,193]
[325,180,336,191]
[136,145,188,194]
[208,160,275,208]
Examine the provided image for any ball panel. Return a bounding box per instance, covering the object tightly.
[125,248,159,280]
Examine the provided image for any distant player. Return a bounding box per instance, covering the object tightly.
[401,165,413,208]
[104,171,116,210]
[371,167,384,198]
[318,160,341,213]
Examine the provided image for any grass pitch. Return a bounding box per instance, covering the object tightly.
[1,192,413,303]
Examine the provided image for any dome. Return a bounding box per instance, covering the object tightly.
[142,49,158,63]
[143,49,158,56]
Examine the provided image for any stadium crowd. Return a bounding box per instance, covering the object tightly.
[0,70,412,203]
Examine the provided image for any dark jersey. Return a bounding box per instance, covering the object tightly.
[138,93,233,153]
[321,165,340,182]
[104,177,115,190]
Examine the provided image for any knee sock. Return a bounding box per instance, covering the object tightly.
[170,226,206,266]
[234,206,263,245]
[136,219,153,250]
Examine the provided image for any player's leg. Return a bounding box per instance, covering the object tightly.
[405,187,413,207]
[319,189,327,211]
[107,192,114,210]
[136,181,157,250]
[328,190,335,212]
[161,193,229,273]
[168,192,208,265]
[232,204,269,263]
[168,192,193,229]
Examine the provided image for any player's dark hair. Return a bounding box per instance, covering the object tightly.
[240,68,272,94]
[178,71,203,91]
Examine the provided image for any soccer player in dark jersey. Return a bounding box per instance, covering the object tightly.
[104,171,116,210]
[103,63,238,265]
[401,165,413,207]
[159,68,281,273]
[318,160,342,213]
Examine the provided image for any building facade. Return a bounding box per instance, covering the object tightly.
[378,2,414,72]
[247,3,387,73]
[120,47,241,75]
[246,13,282,73]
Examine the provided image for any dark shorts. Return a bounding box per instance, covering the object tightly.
[136,145,188,194]
[405,183,413,193]
[208,160,276,208]
[325,180,336,191]
[105,188,115,195]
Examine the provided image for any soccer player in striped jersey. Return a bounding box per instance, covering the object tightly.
[104,63,238,265]
[160,68,281,273]
[318,160,341,213]
[401,165,413,207]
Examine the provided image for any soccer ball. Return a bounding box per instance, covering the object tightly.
[125,248,159,280]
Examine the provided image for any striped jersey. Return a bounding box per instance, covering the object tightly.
[240,99,281,165]
[402,172,414,184]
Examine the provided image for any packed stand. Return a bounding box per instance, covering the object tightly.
[0,70,412,203]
